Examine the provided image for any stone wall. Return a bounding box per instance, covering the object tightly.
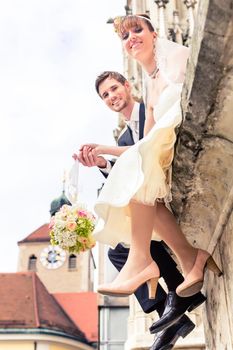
[172,1,233,348]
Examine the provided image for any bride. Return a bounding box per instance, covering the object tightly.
[79,15,222,298]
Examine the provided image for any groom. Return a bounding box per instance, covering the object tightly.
[77,71,206,350]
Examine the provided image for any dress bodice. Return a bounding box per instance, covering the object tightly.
[153,83,183,122]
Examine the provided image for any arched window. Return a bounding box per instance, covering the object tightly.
[28,254,37,271]
[68,254,77,270]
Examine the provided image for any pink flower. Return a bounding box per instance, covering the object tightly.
[66,221,77,231]
[77,210,87,218]
[78,237,88,244]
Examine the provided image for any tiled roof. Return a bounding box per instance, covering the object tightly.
[0,272,87,342]
[54,292,98,342]
[18,224,50,244]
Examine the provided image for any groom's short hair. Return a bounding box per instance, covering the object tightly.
[95,71,127,96]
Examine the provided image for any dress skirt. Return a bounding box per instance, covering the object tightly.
[93,83,183,248]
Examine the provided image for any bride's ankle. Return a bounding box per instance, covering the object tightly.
[127,254,153,268]
[179,248,198,276]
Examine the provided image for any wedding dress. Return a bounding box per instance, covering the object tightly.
[93,39,186,248]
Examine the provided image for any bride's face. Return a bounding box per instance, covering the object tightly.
[120,21,155,62]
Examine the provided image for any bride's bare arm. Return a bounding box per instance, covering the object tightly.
[79,144,130,157]
[144,106,155,136]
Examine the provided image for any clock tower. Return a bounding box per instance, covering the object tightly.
[17,191,95,293]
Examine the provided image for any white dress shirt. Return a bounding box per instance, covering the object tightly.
[100,102,140,175]
[125,102,140,143]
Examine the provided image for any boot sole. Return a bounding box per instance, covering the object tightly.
[149,314,183,334]
[159,322,195,350]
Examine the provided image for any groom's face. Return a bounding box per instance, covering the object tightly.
[98,77,131,113]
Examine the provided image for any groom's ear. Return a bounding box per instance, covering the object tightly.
[124,80,131,90]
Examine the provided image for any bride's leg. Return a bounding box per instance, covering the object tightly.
[154,204,197,276]
[97,201,160,297]
[113,201,159,283]
[128,201,157,268]
[154,204,222,297]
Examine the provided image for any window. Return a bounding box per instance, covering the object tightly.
[28,255,37,271]
[99,307,129,350]
[68,254,77,270]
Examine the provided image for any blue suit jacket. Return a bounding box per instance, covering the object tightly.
[101,103,145,178]
[118,103,145,146]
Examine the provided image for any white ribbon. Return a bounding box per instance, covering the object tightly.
[66,159,79,204]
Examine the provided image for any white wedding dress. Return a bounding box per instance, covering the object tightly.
[93,79,183,248]
[93,38,188,248]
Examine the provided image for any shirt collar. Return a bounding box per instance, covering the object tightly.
[125,102,140,125]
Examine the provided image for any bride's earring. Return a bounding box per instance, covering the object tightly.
[149,36,159,79]
[153,33,158,54]
[153,36,157,57]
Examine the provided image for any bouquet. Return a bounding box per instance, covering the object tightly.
[49,204,96,253]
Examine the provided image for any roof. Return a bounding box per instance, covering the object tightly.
[50,191,71,216]
[0,272,87,342]
[18,224,50,244]
[53,292,98,342]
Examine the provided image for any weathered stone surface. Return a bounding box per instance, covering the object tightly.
[220,212,233,347]
[203,217,233,350]
[203,248,231,349]
[171,0,233,348]
[178,138,233,246]
[173,0,233,217]
[208,71,233,144]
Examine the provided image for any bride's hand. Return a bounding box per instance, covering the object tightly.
[79,143,129,158]
[80,143,107,156]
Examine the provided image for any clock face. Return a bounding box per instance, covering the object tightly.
[40,245,66,269]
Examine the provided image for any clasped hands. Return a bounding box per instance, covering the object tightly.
[74,144,108,168]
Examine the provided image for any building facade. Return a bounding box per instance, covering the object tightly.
[97,242,129,350]
[0,191,98,349]
[17,224,94,294]
[17,191,95,294]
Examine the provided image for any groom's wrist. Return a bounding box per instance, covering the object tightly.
[99,160,112,174]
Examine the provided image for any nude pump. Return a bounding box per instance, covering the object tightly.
[176,249,223,297]
[97,261,160,299]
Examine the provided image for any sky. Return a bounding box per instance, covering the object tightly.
[0,0,126,272]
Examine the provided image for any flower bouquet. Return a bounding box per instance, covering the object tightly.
[49,204,96,253]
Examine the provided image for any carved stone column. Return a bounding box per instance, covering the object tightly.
[154,0,169,38]
[184,0,197,39]
[172,10,183,44]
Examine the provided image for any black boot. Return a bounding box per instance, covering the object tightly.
[150,291,206,334]
[150,315,195,350]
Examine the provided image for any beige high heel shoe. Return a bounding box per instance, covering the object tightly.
[176,249,223,297]
[97,261,160,299]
